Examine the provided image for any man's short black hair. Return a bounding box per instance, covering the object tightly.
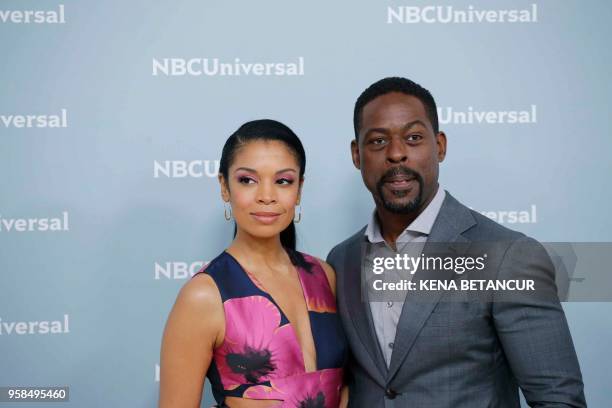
[353,77,439,140]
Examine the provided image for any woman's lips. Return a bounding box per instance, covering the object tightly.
[250,212,281,224]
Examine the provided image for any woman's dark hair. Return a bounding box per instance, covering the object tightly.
[219,119,311,272]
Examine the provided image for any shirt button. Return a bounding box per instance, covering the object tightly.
[388,342,394,349]
[386,301,394,308]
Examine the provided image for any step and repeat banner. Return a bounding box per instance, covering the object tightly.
[2,1,611,407]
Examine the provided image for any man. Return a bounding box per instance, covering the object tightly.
[326,77,585,407]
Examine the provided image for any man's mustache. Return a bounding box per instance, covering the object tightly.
[378,166,422,185]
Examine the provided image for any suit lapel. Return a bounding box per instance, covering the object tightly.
[344,232,388,382]
[387,192,476,380]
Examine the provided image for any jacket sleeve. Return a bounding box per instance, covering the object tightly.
[492,237,586,407]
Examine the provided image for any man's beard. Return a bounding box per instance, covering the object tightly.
[375,166,424,214]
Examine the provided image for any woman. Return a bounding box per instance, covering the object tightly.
[159,120,348,407]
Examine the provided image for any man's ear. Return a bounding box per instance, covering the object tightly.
[351,139,361,169]
[436,131,447,162]
[218,174,230,202]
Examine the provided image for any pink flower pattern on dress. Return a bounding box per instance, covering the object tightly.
[214,295,303,389]
[244,368,342,408]
[205,251,346,406]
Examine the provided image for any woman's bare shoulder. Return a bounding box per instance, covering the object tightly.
[163,272,225,351]
[175,273,222,311]
[312,256,337,297]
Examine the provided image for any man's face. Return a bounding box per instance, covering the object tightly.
[351,92,446,214]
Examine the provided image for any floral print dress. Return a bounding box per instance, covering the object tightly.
[197,251,348,408]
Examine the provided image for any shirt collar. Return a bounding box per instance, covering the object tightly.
[365,187,446,243]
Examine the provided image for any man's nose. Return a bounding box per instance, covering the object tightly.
[386,137,408,164]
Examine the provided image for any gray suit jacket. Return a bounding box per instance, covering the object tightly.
[326,192,585,407]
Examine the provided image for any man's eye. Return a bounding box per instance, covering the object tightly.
[238,176,256,184]
[371,138,386,145]
[406,134,422,142]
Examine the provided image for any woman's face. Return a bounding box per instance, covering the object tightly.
[220,140,303,240]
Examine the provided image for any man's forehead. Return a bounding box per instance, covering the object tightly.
[361,93,430,133]
[362,93,428,123]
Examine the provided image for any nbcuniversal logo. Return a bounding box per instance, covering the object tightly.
[0,315,70,335]
[152,57,305,77]
[387,4,538,24]
[1,109,68,128]
[0,211,69,232]
[437,105,537,125]
[154,261,207,280]
[0,4,66,24]
[153,160,219,179]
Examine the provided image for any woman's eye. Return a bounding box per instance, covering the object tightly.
[238,176,256,184]
[276,178,294,185]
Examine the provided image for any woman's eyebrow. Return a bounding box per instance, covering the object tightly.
[234,167,297,175]
[234,167,257,173]
[276,168,297,174]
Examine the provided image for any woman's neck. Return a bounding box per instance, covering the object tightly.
[227,229,290,271]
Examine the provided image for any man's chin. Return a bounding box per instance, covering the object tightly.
[375,182,423,214]
[381,198,421,214]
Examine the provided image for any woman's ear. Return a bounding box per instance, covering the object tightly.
[219,174,230,202]
[297,177,305,205]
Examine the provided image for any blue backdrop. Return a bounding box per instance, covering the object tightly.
[2,0,611,406]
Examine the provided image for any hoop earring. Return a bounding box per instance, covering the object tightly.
[224,203,232,221]
[294,205,302,223]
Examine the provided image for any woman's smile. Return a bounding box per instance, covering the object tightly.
[250,211,282,224]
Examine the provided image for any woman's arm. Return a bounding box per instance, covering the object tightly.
[159,273,225,408]
[316,257,337,297]
[339,385,349,408]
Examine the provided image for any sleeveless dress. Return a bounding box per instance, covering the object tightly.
[196,250,348,408]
